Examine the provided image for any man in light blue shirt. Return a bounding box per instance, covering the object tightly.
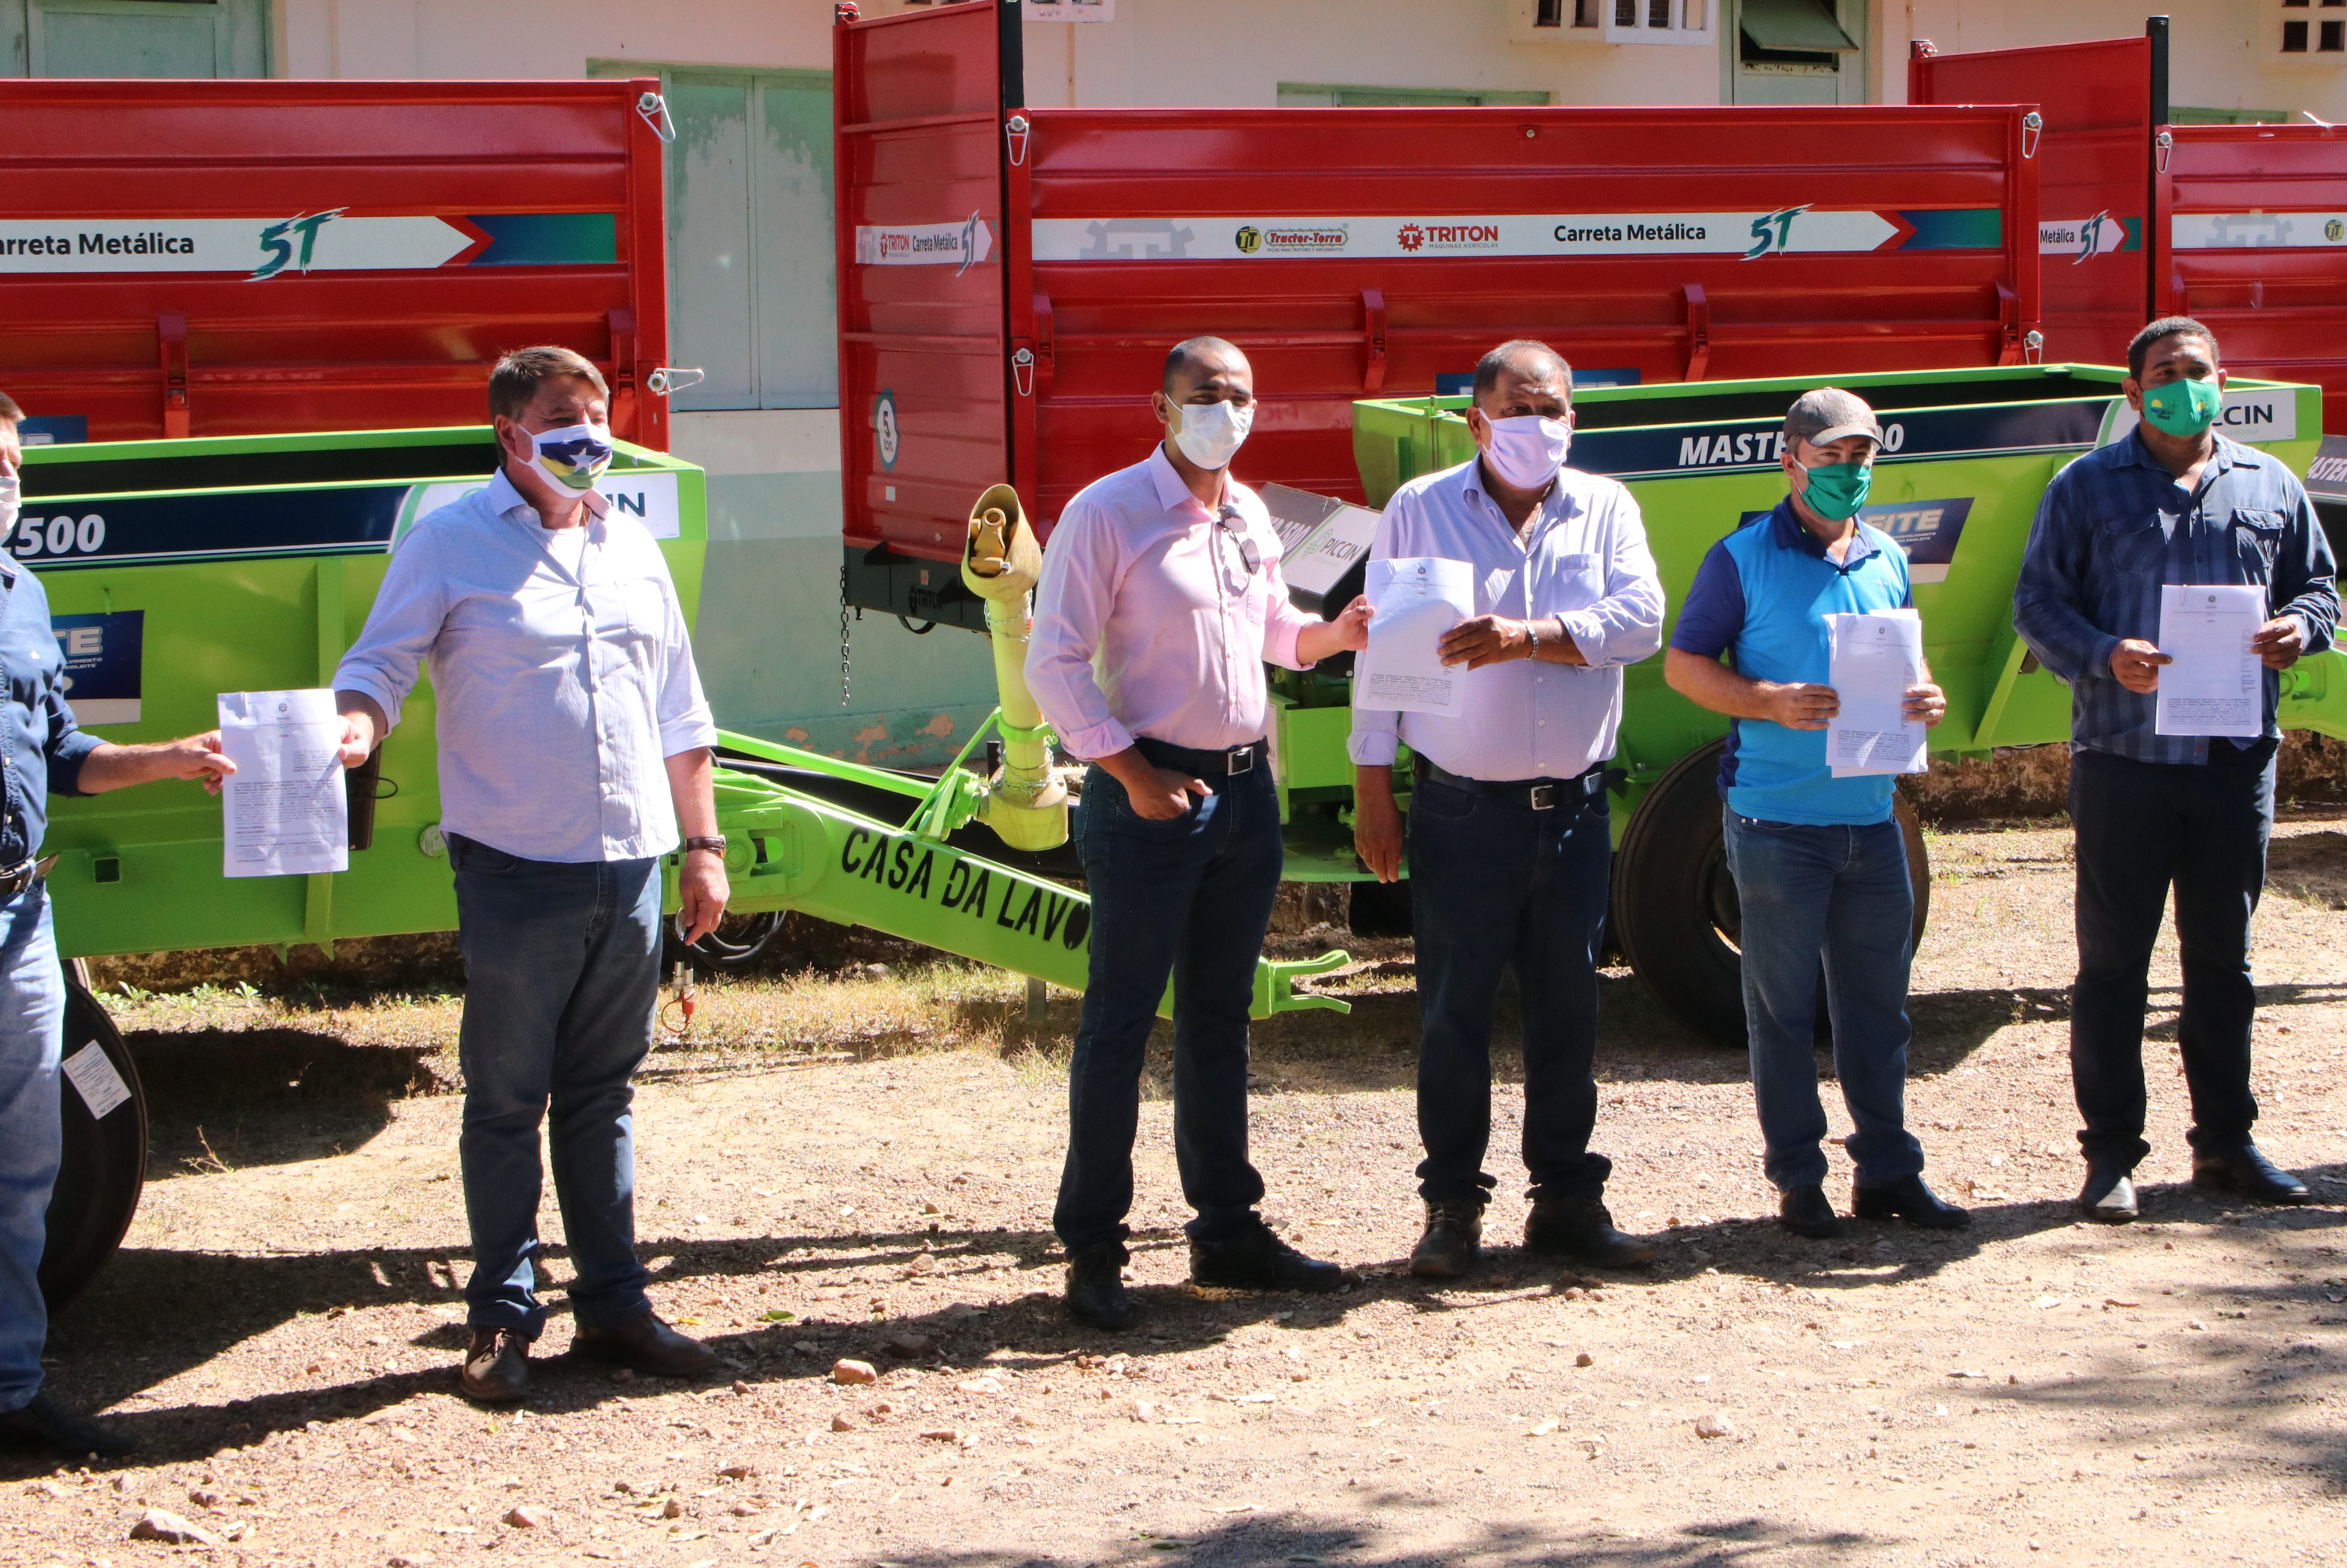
[335,346,728,1403]
[1666,387,1965,1242]
[1351,340,1664,1278]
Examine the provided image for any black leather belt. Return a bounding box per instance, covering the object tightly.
[0,855,57,899]
[1414,756,1602,812]
[1133,735,1266,778]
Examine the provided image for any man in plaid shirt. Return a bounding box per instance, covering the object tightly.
[2014,316,2338,1223]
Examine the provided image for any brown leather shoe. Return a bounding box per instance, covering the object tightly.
[460,1327,528,1404]
[570,1311,720,1378]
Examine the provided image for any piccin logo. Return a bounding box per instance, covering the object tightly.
[1397,223,1426,253]
[252,209,345,280]
[1234,225,1264,255]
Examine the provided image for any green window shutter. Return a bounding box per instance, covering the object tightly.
[28,0,268,78]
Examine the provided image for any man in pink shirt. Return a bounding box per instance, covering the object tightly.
[1028,337,1371,1330]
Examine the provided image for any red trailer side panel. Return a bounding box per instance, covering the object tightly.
[834,1,2040,623]
[2166,123,2347,432]
[1909,34,2154,364]
[0,80,670,447]
[834,0,1015,616]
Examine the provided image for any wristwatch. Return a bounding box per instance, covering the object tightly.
[683,836,727,856]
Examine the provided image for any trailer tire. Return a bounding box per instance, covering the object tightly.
[40,972,147,1312]
[1346,878,1414,938]
[1612,740,1929,1049]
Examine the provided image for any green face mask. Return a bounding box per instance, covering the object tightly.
[2142,375,2223,437]
[1797,459,1873,522]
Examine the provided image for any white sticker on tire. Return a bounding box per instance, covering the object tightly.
[62,1040,130,1120]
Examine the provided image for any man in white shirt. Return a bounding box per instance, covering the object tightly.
[1028,336,1370,1330]
[334,346,729,1402]
[1352,340,1665,1278]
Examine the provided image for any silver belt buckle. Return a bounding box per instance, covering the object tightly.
[1226,745,1254,775]
[1528,783,1557,811]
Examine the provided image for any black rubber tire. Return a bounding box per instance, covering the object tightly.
[40,973,147,1312]
[1611,739,1930,1049]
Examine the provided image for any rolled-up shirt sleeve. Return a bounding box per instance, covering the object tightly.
[1025,502,1134,761]
[1561,490,1665,669]
[42,690,102,798]
[2012,462,2122,684]
[333,526,450,733]
[654,567,718,758]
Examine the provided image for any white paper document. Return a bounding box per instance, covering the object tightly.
[1353,557,1475,718]
[1827,611,1929,778]
[2156,583,2265,739]
[217,688,349,878]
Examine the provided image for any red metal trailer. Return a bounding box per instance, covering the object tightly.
[1913,19,2347,432]
[835,0,2043,626]
[0,79,673,447]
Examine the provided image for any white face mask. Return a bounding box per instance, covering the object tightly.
[0,477,17,537]
[1169,398,1253,471]
[527,421,613,494]
[1479,413,1572,492]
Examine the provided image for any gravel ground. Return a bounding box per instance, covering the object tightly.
[6,811,2347,1568]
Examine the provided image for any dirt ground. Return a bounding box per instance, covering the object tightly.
[7,810,2347,1568]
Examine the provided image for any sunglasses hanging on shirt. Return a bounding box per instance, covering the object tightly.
[1215,502,1261,577]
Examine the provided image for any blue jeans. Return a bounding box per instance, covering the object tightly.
[449,835,658,1338]
[0,885,63,1413]
[2068,740,2275,1170]
[1721,810,1924,1192]
[1409,772,1613,1204]
[1053,760,1283,1251]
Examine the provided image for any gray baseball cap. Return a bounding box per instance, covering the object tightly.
[1783,387,1885,449]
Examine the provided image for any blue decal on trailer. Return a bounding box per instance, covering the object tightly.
[51,610,142,725]
[15,484,409,569]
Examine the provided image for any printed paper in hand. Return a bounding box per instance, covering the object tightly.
[1827,610,1929,777]
[2156,583,2265,739]
[1354,557,1475,718]
[217,688,349,878]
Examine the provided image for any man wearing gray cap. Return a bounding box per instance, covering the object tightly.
[1664,388,1966,1240]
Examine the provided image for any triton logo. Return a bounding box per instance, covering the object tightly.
[1397,224,1425,252]
[251,209,344,280]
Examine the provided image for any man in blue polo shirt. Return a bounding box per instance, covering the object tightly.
[1665,388,1967,1241]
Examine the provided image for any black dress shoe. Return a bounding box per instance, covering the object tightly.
[1190,1221,1349,1293]
[2078,1165,2139,1223]
[570,1311,720,1378]
[1853,1174,1971,1229]
[1779,1184,1842,1239]
[1524,1195,1657,1266]
[1408,1198,1484,1279]
[1065,1240,1133,1331]
[0,1392,135,1456]
[460,1327,529,1404]
[2193,1144,2310,1205]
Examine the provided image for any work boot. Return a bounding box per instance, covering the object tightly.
[2077,1165,2139,1224]
[1524,1194,1657,1267]
[2193,1144,2310,1205]
[459,1327,529,1404]
[1065,1240,1133,1331]
[1852,1174,1970,1229]
[570,1311,720,1379]
[1407,1198,1484,1280]
[1778,1185,1842,1239]
[0,1393,135,1457]
[1189,1220,1349,1293]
